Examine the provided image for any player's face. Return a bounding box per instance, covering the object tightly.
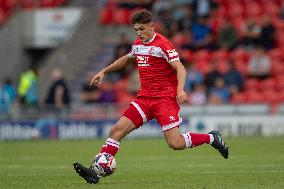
[133,23,154,43]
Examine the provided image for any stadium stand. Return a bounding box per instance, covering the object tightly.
[1,0,284,119]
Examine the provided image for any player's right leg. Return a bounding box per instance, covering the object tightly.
[74,98,150,184]
[73,116,136,184]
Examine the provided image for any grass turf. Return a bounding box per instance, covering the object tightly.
[0,137,284,189]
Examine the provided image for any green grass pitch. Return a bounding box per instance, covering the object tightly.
[0,137,284,189]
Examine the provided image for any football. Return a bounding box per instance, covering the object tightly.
[91,153,116,177]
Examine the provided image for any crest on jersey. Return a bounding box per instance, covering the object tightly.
[148,47,155,55]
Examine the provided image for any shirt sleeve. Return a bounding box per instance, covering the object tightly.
[160,39,180,63]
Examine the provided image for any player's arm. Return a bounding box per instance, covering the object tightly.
[90,55,135,87]
[170,60,189,104]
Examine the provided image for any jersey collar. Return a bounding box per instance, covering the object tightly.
[143,32,156,44]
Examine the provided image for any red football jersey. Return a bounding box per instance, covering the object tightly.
[128,33,180,97]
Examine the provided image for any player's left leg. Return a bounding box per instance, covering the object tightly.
[163,127,229,159]
[163,127,213,150]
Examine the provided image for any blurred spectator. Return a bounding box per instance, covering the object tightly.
[128,69,140,95]
[189,84,207,105]
[248,46,271,80]
[116,33,132,54]
[0,78,17,115]
[240,17,261,50]
[204,60,222,92]
[175,5,194,32]
[191,0,218,17]
[181,31,195,50]
[80,72,101,103]
[280,0,284,20]
[259,15,275,50]
[223,60,244,93]
[217,18,238,50]
[208,77,230,104]
[185,63,203,91]
[118,0,154,10]
[159,9,178,37]
[191,16,214,50]
[0,82,9,114]
[18,66,38,106]
[100,80,117,103]
[45,68,70,109]
[107,34,133,82]
[2,78,16,105]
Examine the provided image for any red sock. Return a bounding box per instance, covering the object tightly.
[182,133,210,148]
[100,138,120,156]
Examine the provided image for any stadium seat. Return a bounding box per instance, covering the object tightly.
[99,8,113,25]
[193,50,211,62]
[179,50,193,63]
[272,61,284,76]
[234,60,248,75]
[268,48,283,61]
[275,75,284,90]
[230,92,247,104]
[211,49,229,61]
[260,78,277,91]
[171,33,187,48]
[228,3,245,18]
[39,0,55,8]
[263,90,281,105]
[216,60,229,73]
[245,2,263,17]
[246,89,265,103]
[112,8,130,25]
[245,79,260,91]
[195,60,210,75]
[263,3,280,16]
[230,49,249,63]
[20,0,35,9]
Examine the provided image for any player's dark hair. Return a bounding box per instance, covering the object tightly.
[131,9,153,25]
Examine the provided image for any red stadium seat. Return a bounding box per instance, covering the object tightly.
[246,89,265,103]
[268,48,283,61]
[171,33,187,48]
[211,49,229,61]
[179,50,193,63]
[245,2,263,17]
[260,78,277,91]
[112,8,130,25]
[263,3,280,16]
[263,90,281,105]
[99,8,113,25]
[275,75,284,90]
[245,79,261,91]
[230,49,249,63]
[272,61,284,76]
[20,0,35,9]
[230,92,247,104]
[195,60,210,75]
[234,60,248,75]
[216,60,229,73]
[193,50,211,62]
[39,0,55,8]
[228,3,245,18]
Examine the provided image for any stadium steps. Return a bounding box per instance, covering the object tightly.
[37,2,105,102]
[0,11,30,84]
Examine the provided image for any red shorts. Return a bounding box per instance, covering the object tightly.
[123,96,182,132]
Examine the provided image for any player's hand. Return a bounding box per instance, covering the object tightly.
[90,71,105,87]
[176,90,189,104]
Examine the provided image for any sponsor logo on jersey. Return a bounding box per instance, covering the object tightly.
[169,116,175,121]
[167,49,178,58]
[136,55,150,66]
